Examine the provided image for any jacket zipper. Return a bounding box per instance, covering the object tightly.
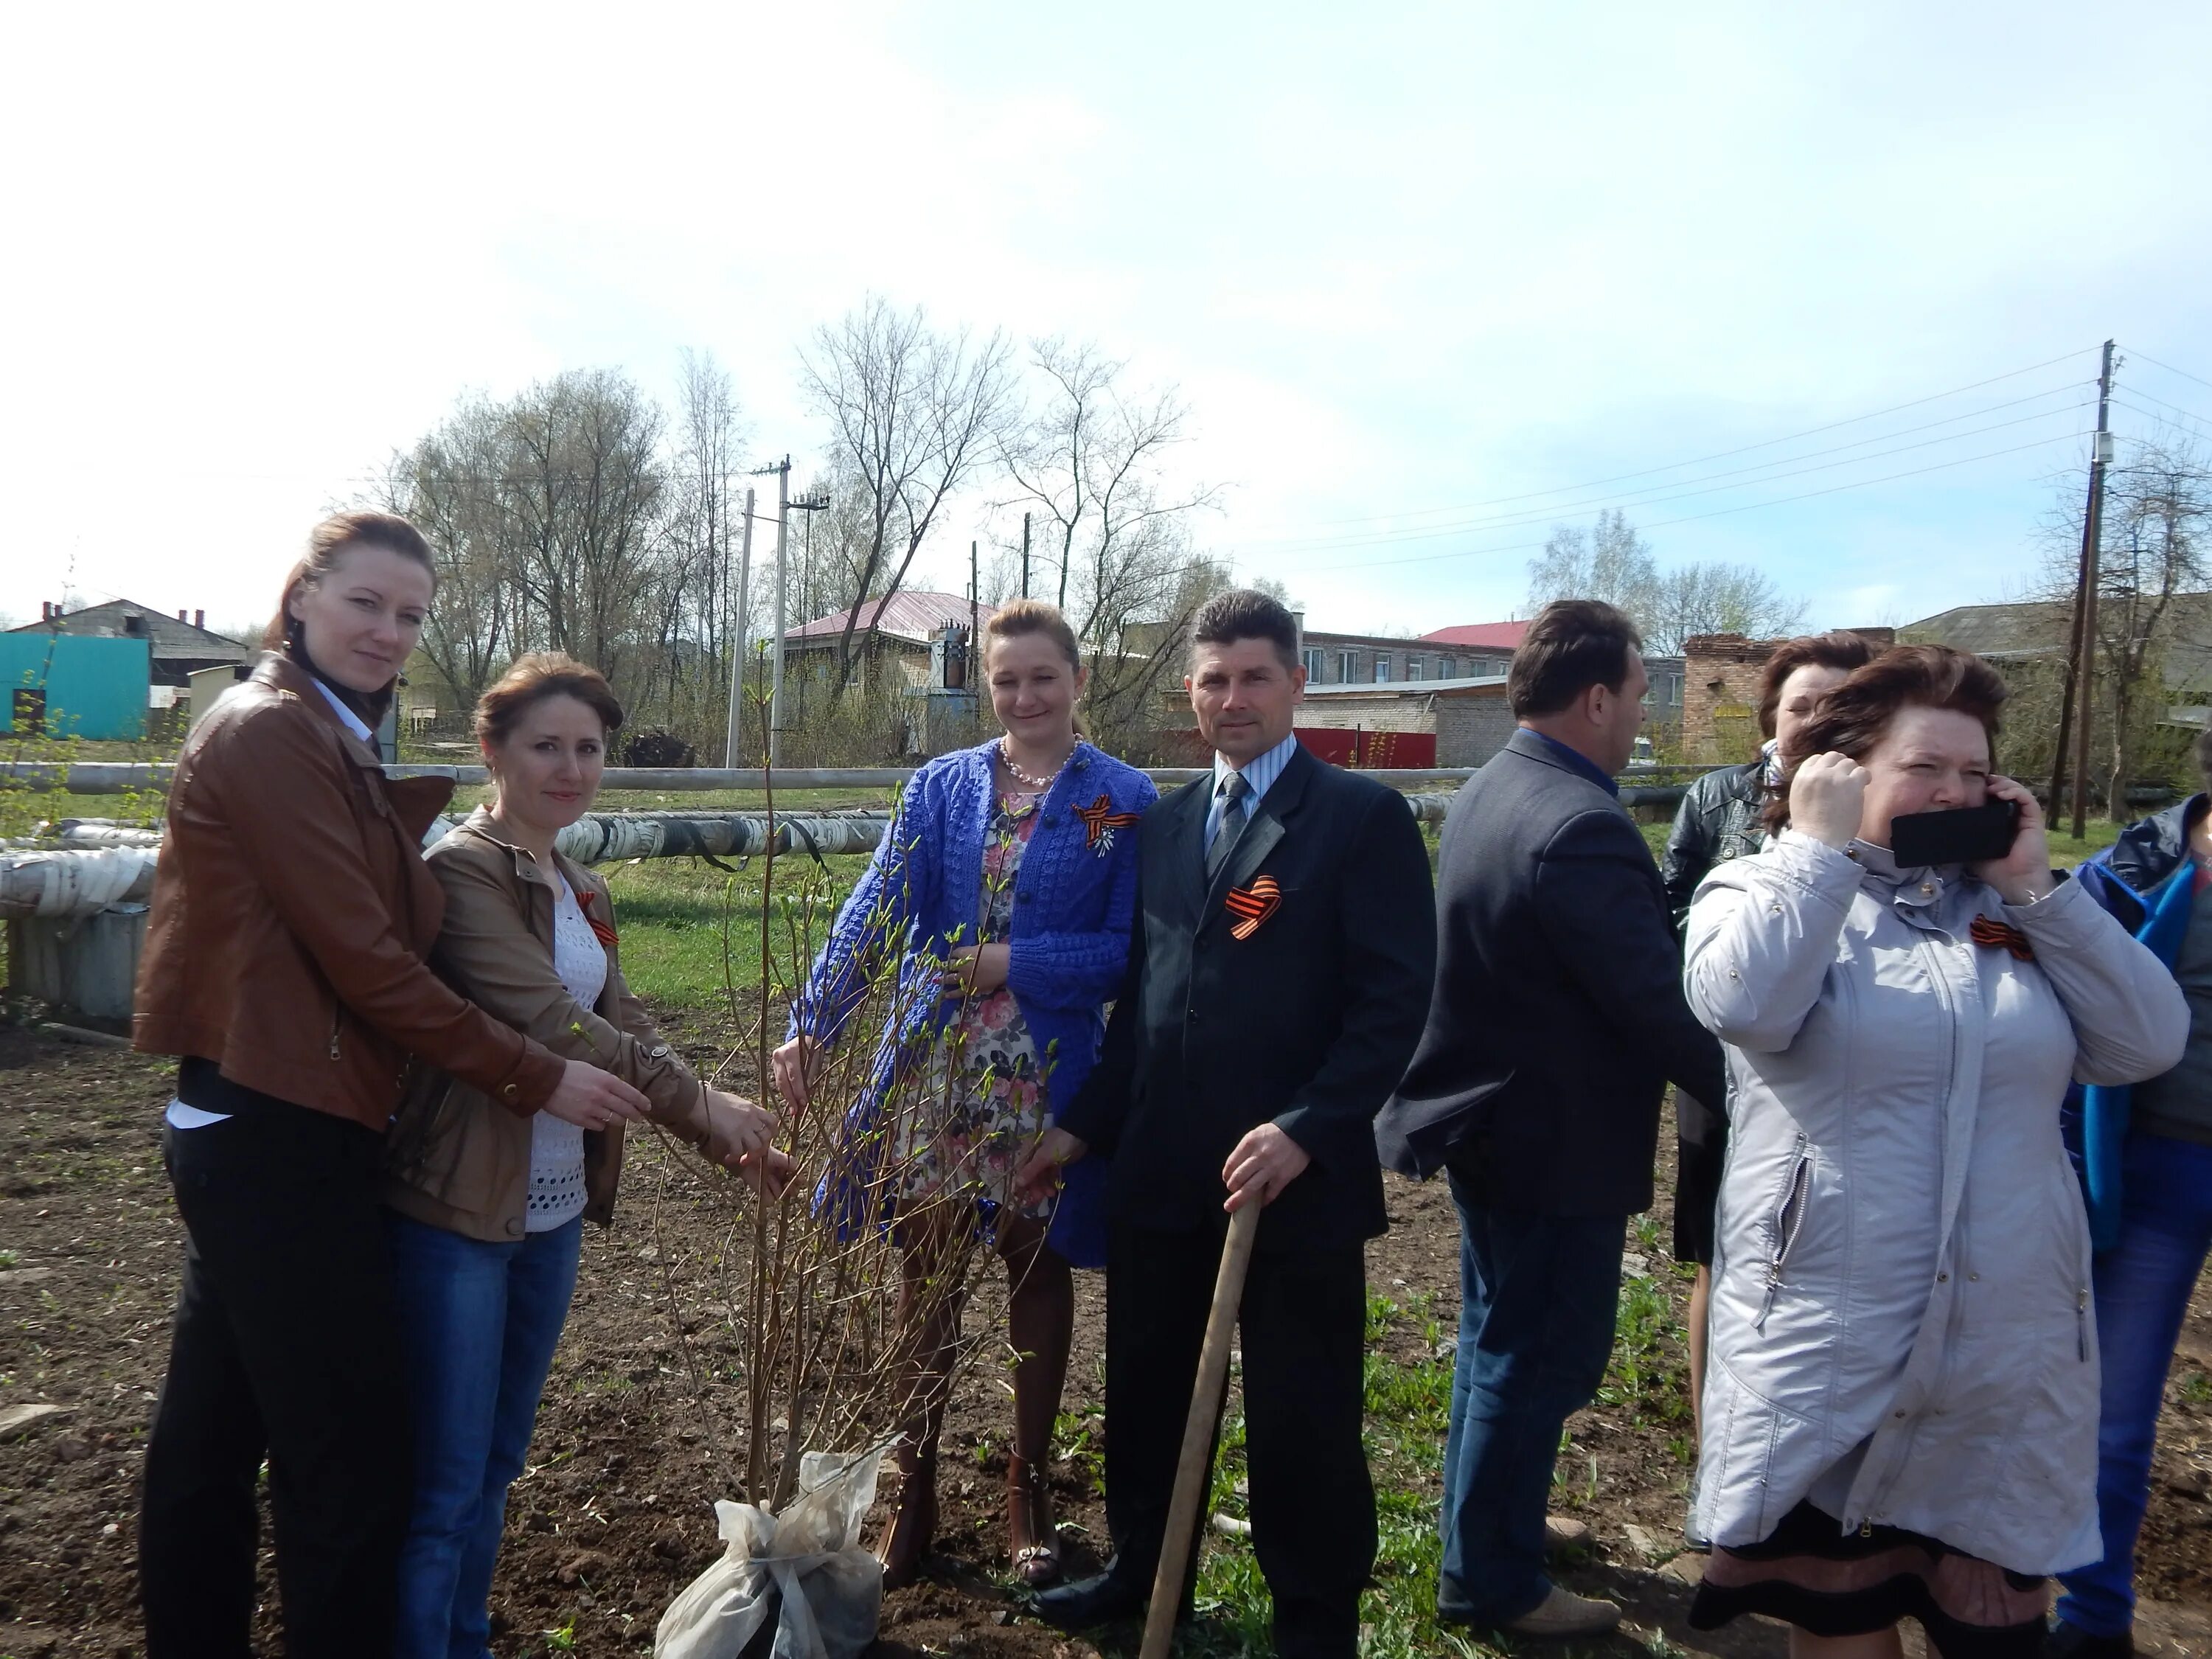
[1756,1133,1812,1330]
[329,1007,343,1062]
[2078,1288,2090,1362]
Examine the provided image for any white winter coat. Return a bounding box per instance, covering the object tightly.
[1684,831,2188,1573]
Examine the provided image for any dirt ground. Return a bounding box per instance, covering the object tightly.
[10,1020,2212,1658]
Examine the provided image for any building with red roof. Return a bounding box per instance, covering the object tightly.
[1417,620,1529,653]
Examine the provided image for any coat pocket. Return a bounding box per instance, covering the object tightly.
[1755,1133,1812,1332]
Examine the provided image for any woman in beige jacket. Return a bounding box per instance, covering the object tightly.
[382,653,783,1659]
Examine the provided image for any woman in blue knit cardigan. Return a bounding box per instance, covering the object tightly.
[774,600,1155,1589]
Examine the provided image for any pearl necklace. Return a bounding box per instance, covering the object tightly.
[999,737,1069,792]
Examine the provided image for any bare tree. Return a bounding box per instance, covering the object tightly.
[992,338,1222,746]
[385,395,521,713]
[1525,509,1659,620]
[800,298,1017,698]
[1526,509,1805,654]
[1646,563,1806,656]
[2071,431,2212,816]
[664,351,748,754]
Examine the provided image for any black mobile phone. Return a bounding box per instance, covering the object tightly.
[1888,799,2022,868]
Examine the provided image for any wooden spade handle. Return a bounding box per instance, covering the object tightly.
[1138,1201,1262,1659]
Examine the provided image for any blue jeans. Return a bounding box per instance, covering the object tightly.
[385,1212,584,1659]
[2056,1133,2212,1639]
[1439,1170,1625,1624]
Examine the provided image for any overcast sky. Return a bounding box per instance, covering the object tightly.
[7,0,2210,641]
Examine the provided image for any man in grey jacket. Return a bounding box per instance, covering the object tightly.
[1380,599,1725,1638]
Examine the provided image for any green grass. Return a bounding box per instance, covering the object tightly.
[594,855,869,1014]
[1138,1282,1697,1657]
[1144,1297,1492,1658]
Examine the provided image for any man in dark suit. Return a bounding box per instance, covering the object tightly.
[1015,590,1435,1659]
[1377,599,1724,1638]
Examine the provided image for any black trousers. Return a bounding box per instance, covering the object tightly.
[141,1093,411,1658]
[1105,1220,1373,1659]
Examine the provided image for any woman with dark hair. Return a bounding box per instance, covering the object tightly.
[1682,644,2185,1659]
[133,516,650,1656]
[1660,630,1874,1435]
[773,599,1156,1588]
[381,653,787,1658]
[2049,726,2212,1659]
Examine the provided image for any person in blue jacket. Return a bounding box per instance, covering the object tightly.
[773,599,1155,1591]
[2053,730,2212,1659]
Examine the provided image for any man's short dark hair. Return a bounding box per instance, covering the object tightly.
[2195,723,2212,794]
[1191,588,1301,671]
[1508,599,1644,717]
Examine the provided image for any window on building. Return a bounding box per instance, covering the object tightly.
[1303,646,1325,681]
[1338,650,1359,682]
[1406,655,1425,681]
[1436,655,1455,679]
[1373,656,1392,684]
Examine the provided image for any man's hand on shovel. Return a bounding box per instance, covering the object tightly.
[1222,1123,1310,1212]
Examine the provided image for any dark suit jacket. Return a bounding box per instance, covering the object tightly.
[1377,726,1724,1216]
[1059,744,1436,1253]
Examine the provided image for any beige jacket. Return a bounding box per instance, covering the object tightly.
[383,811,716,1242]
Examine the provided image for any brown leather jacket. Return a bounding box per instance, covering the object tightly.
[382,812,717,1242]
[133,655,565,1129]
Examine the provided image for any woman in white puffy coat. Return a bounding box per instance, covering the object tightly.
[1683,646,2186,1659]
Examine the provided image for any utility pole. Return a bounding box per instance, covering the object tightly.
[2066,341,2117,840]
[787,485,832,733]
[970,540,980,692]
[724,485,756,767]
[751,456,793,766]
[1020,512,1032,599]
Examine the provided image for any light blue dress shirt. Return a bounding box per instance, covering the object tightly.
[1206,730,1300,849]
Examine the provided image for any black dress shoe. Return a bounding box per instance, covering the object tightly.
[2047,1622,2132,1659]
[1028,1562,1147,1630]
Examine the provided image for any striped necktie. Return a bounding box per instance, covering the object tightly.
[1207,771,1251,878]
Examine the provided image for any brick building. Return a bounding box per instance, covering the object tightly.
[1295,620,1528,687]
[1682,629,1896,762]
[1296,677,1516,765]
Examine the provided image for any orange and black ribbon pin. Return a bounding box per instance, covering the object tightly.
[1224,874,1281,941]
[1969,914,2034,961]
[575,889,620,948]
[1074,792,1141,852]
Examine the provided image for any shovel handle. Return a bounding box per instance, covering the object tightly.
[1138,1201,1262,1659]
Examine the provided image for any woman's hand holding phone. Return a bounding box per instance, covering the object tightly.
[1971,776,2054,906]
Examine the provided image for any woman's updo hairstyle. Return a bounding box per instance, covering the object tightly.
[475,653,625,750]
[982,599,1082,672]
[264,512,437,654]
[1762,644,2007,835]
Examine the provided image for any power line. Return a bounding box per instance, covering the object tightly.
[1237,393,2093,558]
[2109,387,2212,432]
[1284,345,2101,531]
[2121,346,2212,396]
[1276,428,2094,577]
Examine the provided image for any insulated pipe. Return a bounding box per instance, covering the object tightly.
[0,848,160,917]
[7,761,1492,794]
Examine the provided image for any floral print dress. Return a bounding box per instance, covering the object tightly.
[896,786,1053,1220]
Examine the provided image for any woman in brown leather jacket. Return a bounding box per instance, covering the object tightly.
[133,515,652,1659]
[380,653,783,1659]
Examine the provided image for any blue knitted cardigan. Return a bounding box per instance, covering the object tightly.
[790,738,1157,1268]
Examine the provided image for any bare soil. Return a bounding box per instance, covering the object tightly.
[9,1019,2212,1657]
